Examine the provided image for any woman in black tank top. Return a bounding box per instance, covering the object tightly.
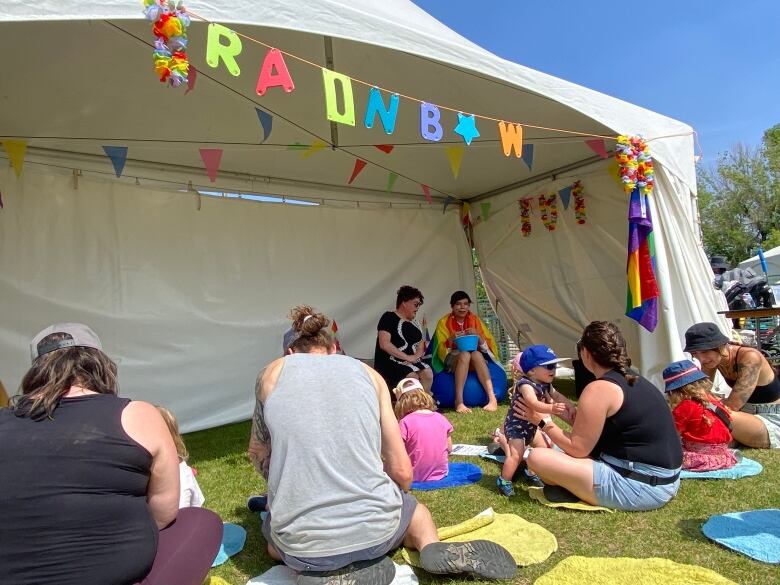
[512,321,682,511]
[684,322,780,449]
[0,323,222,585]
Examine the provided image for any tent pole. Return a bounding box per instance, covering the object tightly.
[468,152,613,203]
[324,36,340,150]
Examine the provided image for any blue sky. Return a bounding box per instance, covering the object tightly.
[413,1,780,165]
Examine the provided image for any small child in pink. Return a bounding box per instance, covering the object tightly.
[393,378,453,482]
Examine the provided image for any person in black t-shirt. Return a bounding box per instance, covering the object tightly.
[374,285,433,393]
[512,321,683,511]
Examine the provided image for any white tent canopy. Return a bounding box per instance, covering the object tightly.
[739,245,780,281]
[0,0,727,431]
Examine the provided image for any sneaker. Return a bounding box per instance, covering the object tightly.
[521,468,545,488]
[297,555,396,585]
[496,477,515,497]
[247,494,268,513]
[419,540,517,580]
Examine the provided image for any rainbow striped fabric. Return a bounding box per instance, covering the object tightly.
[625,187,660,331]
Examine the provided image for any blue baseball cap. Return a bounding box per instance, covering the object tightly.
[520,345,570,373]
[662,359,708,393]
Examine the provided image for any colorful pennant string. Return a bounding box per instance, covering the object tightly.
[585,138,609,159]
[255,107,273,143]
[102,146,129,178]
[445,146,465,179]
[2,140,27,178]
[421,184,432,204]
[386,171,398,193]
[199,148,223,182]
[348,159,367,185]
[480,202,492,222]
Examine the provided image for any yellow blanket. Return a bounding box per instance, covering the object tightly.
[402,508,557,567]
[535,556,737,584]
[526,486,613,513]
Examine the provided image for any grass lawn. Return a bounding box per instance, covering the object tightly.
[188,390,780,585]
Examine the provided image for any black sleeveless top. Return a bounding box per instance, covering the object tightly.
[590,370,683,469]
[0,394,156,585]
[723,347,780,404]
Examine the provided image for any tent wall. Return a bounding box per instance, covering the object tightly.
[739,246,780,283]
[0,166,474,432]
[472,160,727,384]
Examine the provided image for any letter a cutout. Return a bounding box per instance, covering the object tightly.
[256,49,296,96]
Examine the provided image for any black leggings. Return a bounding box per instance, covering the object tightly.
[140,507,223,585]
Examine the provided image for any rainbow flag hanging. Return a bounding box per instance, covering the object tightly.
[625,187,660,332]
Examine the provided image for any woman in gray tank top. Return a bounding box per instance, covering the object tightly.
[248,305,517,585]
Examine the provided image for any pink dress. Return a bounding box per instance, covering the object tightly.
[399,411,453,482]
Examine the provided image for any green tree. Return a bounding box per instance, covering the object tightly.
[698,123,780,265]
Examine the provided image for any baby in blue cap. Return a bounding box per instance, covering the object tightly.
[495,345,570,496]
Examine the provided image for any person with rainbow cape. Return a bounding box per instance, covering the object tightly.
[430,291,500,413]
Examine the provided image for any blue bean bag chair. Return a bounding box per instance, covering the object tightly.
[432,360,508,407]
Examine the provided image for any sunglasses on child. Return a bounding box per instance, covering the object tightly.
[539,363,556,371]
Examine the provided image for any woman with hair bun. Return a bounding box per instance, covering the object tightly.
[373,286,433,393]
[513,321,683,511]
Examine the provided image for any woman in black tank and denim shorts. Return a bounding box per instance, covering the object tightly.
[513,321,683,511]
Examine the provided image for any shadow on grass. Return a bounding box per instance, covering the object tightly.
[225,505,277,579]
[678,517,708,542]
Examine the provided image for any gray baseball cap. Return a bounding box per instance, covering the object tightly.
[30,323,103,363]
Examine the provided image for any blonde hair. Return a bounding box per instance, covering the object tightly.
[157,405,189,461]
[667,378,718,426]
[394,388,436,420]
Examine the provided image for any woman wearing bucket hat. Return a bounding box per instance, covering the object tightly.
[0,323,223,585]
[684,322,780,449]
[512,321,682,511]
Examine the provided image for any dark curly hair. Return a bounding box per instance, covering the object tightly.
[395,286,424,309]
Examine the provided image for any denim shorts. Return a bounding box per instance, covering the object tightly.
[741,402,780,449]
[592,454,681,511]
[261,491,417,572]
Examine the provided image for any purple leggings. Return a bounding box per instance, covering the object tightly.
[140,507,223,585]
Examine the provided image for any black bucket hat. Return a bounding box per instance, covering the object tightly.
[684,322,730,352]
[709,256,730,270]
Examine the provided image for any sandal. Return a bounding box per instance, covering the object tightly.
[419,540,517,580]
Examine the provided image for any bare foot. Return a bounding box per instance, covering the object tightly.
[455,403,472,414]
[483,400,498,412]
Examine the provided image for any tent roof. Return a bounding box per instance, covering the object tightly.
[2,0,696,202]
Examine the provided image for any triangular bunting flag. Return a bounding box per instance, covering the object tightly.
[102,146,129,178]
[421,184,432,204]
[255,107,273,143]
[348,159,367,185]
[374,144,394,154]
[287,143,308,151]
[558,185,573,209]
[521,144,534,171]
[0,189,4,209]
[607,160,622,186]
[199,148,223,183]
[442,195,454,214]
[303,140,328,158]
[480,202,492,222]
[585,139,609,159]
[461,202,472,227]
[386,171,398,193]
[445,146,465,179]
[2,140,27,178]
[185,64,197,94]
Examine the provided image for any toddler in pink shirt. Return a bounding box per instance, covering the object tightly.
[393,378,453,482]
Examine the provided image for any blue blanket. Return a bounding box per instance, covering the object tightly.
[680,456,762,479]
[702,509,780,564]
[211,522,246,567]
[411,462,482,491]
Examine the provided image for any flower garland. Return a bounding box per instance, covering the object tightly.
[519,198,532,237]
[538,192,558,232]
[572,180,586,224]
[614,135,654,195]
[143,1,190,87]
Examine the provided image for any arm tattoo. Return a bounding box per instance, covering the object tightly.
[248,371,272,479]
[726,362,761,410]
